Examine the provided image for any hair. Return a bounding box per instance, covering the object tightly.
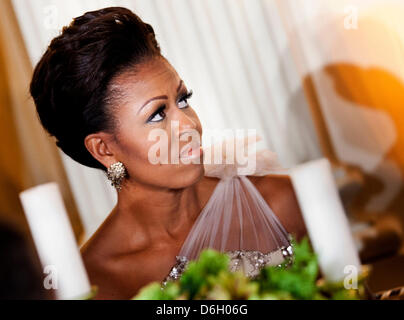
[30,7,162,169]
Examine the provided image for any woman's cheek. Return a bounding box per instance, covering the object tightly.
[142,135,170,165]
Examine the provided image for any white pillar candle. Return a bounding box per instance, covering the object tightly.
[19,182,91,299]
[290,158,361,283]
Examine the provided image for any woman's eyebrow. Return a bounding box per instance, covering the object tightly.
[137,80,184,115]
[138,95,167,115]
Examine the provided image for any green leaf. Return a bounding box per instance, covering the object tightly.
[179,249,229,299]
[134,281,180,300]
[134,236,366,300]
[256,236,320,299]
[202,270,259,300]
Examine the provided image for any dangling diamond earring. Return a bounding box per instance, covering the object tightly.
[107,162,127,192]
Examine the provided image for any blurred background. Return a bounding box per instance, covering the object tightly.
[1,0,404,297]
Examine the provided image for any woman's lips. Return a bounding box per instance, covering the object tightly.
[180,143,203,160]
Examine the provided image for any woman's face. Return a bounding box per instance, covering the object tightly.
[107,57,204,189]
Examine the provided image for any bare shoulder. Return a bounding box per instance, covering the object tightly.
[81,206,149,258]
[79,214,120,298]
[80,208,122,262]
[80,210,151,299]
[247,175,307,241]
[247,174,293,197]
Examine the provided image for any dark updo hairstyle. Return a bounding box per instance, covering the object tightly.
[30,7,162,169]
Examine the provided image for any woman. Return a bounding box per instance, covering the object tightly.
[30,7,306,299]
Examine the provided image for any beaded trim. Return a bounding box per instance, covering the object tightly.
[162,245,294,288]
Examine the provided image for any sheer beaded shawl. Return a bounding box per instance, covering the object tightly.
[164,135,293,284]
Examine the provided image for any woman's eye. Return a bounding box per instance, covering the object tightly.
[178,99,188,109]
[148,106,166,123]
[178,90,193,109]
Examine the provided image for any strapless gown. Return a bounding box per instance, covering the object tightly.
[163,135,294,285]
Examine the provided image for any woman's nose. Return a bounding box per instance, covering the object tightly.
[173,108,197,133]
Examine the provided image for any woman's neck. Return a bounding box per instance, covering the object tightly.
[115,179,202,243]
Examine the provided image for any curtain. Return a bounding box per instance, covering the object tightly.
[12,0,322,240]
[0,0,82,240]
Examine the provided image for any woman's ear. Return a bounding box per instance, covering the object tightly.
[84,132,117,169]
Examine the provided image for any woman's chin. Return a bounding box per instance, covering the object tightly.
[174,161,205,189]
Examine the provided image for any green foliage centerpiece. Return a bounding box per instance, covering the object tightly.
[134,237,368,300]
